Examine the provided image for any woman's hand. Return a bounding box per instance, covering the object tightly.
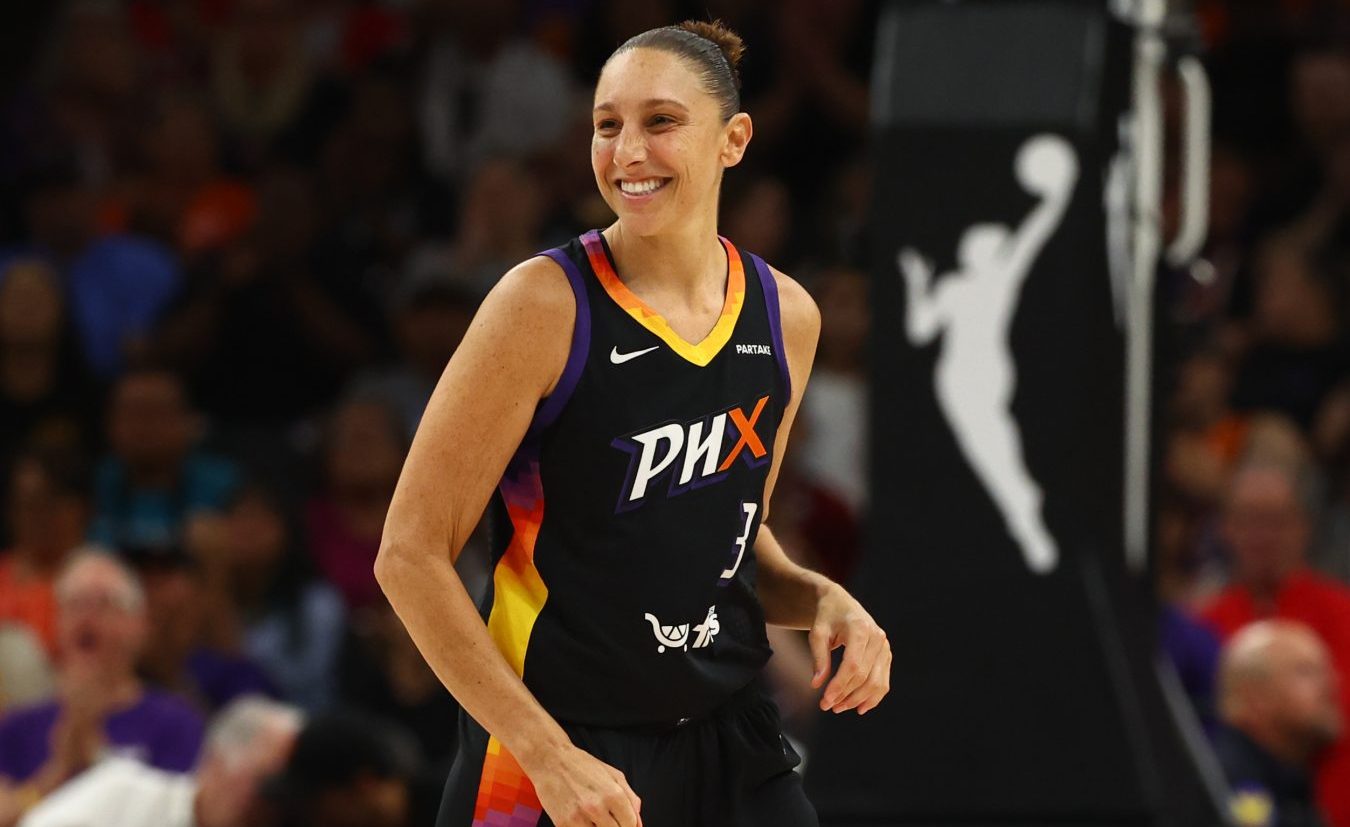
[525,744,643,827]
[808,584,892,715]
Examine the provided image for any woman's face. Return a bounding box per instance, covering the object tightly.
[591,48,750,236]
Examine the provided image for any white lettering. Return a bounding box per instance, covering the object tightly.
[629,424,685,501]
[679,414,727,485]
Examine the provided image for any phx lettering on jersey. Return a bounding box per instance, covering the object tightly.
[612,395,771,511]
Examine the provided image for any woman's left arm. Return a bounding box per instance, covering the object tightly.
[754,268,892,716]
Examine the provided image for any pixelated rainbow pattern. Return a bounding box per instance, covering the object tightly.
[472,735,544,827]
[486,449,548,677]
[581,229,745,366]
[474,448,548,826]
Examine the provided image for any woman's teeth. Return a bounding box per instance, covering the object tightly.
[619,179,668,195]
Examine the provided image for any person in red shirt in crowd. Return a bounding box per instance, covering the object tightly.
[1202,459,1350,827]
[0,449,90,657]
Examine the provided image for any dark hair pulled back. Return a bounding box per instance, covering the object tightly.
[611,20,746,122]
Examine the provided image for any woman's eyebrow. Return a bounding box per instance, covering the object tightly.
[593,98,690,113]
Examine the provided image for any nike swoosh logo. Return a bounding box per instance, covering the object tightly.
[610,345,660,364]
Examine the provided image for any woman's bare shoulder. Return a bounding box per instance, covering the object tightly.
[768,264,821,345]
[479,254,577,330]
[447,253,579,401]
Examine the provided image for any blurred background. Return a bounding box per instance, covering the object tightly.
[0,0,1347,825]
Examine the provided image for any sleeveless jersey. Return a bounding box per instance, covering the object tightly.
[482,229,792,728]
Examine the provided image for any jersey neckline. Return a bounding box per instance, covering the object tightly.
[580,229,745,367]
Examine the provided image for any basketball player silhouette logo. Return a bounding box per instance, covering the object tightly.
[897,134,1079,574]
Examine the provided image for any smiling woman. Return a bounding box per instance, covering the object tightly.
[375,19,891,827]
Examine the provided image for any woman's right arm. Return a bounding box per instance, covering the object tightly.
[374,256,642,827]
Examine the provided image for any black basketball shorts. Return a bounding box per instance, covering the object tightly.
[435,681,818,827]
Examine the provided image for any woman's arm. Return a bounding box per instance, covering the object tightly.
[375,256,643,827]
[754,268,892,716]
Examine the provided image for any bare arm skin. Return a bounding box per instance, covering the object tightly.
[754,268,893,716]
[375,256,642,827]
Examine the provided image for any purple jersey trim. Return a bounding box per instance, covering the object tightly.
[749,253,792,406]
[531,249,591,435]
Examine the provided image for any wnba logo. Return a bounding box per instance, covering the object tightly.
[898,134,1078,574]
[612,396,772,510]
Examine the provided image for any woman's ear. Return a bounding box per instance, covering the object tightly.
[721,112,753,168]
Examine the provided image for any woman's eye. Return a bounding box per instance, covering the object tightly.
[596,120,618,132]
[650,115,674,126]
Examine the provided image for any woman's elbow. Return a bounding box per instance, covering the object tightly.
[373,537,416,591]
[374,523,456,592]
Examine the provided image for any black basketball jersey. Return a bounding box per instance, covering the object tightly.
[482,229,792,729]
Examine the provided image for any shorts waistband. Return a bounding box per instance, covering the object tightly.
[569,678,770,737]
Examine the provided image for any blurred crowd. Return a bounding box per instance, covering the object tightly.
[1159,3,1350,826]
[3,0,1350,825]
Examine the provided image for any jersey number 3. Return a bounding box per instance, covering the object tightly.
[719,502,758,585]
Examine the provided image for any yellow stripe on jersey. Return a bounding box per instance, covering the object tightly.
[487,454,548,677]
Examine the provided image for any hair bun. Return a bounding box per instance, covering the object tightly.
[678,19,746,85]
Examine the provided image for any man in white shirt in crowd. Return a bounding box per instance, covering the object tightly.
[18,696,300,827]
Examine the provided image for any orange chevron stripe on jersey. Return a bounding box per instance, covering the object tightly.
[581,229,745,367]
[472,736,543,827]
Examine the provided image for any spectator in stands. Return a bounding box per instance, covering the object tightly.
[1177,142,1256,336]
[314,67,430,295]
[350,278,476,436]
[722,174,793,266]
[767,415,861,586]
[89,367,238,555]
[0,625,53,713]
[11,159,181,380]
[338,597,459,769]
[1290,50,1350,178]
[1227,236,1348,430]
[735,0,871,234]
[132,549,276,714]
[1165,347,1247,509]
[107,94,257,258]
[151,167,383,427]
[1161,603,1224,732]
[267,713,411,827]
[15,696,301,827]
[407,156,553,297]
[0,448,90,657]
[217,482,346,713]
[0,552,203,804]
[798,266,870,514]
[0,258,98,477]
[305,397,404,613]
[1213,621,1342,827]
[31,2,143,195]
[211,0,320,166]
[1202,459,1350,827]
[533,103,614,238]
[417,0,575,184]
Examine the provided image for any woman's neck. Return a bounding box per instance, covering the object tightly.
[604,214,725,300]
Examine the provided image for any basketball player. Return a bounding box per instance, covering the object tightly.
[376,21,891,827]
